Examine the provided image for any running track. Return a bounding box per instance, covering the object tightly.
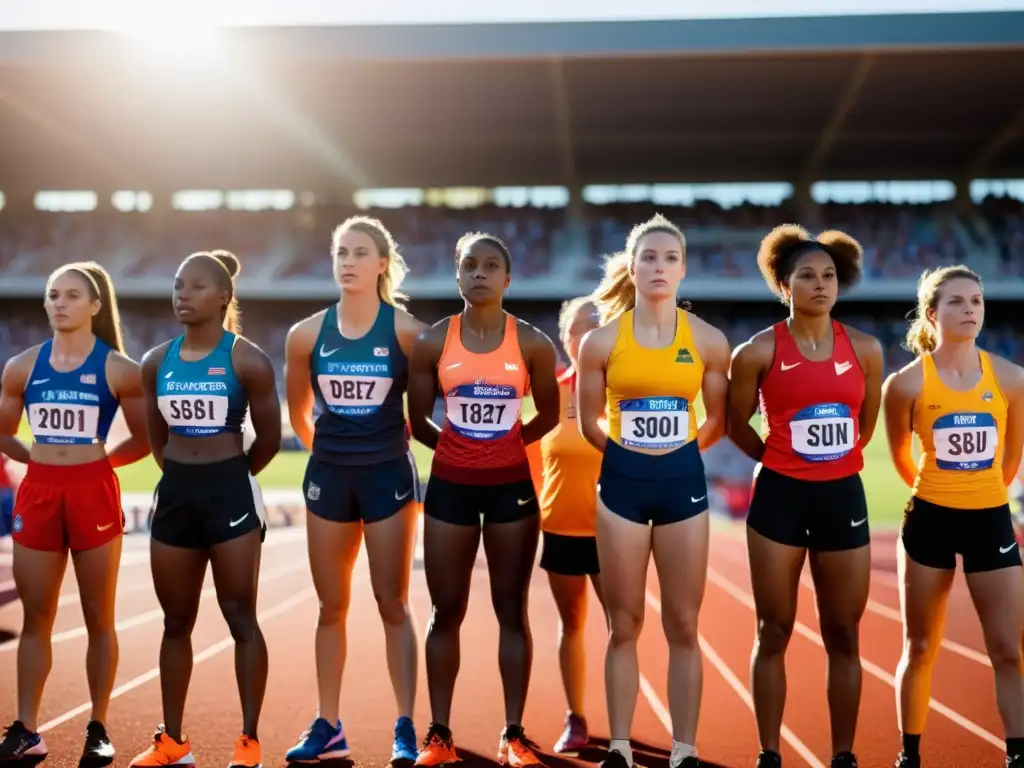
[0,517,1009,768]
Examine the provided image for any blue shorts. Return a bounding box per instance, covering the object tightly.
[304,452,420,524]
[597,438,708,526]
[0,487,13,537]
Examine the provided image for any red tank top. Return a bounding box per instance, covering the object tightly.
[759,320,865,481]
[431,313,531,486]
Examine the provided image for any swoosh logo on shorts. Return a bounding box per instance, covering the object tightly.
[395,489,412,501]
[229,514,249,527]
[96,523,112,532]
[1000,543,1017,554]
[517,496,534,506]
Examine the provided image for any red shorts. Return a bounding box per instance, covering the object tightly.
[12,458,124,552]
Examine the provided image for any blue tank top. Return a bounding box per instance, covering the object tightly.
[23,338,120,445]
[311,302,409,465]
[155,331,248,437]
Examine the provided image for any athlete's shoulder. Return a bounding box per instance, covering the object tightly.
[730,326,775,369]
[141,339,174,374]
[285,308,328,355]
[686,310,729,350]
[1,345,42,388]
[883,357,924,401]
[579,319,620,364]
[987,352,1024,396]
[841,323,883,355]
[514,317,556,353]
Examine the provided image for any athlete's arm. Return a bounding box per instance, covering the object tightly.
[692,315,730,451]
[882,364,921,488]
[519,323,560,446]
[576,325,613,452]
[395,308,429,359]
[140,344,169,469]
[0,352,31,464]
[407,322,446,451]
[105,353,152,468]
[235,339,282,476]
[283,316,319,453]
[849,328,885,447]
[991,356,1024,487]
[726,335,771,463]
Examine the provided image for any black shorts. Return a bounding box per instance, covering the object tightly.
[150,455,266,549]
[597,438,708,526]
[746,466,870,552]
[423,475,539,526]
[901,495,1023,573]
[304,451,420,524]
[540,532,600,576]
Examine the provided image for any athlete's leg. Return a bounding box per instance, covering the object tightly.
[363,501,419,718]
[965,565,1024,747]
[482,513,540,727]
[547,572,592,716]
[209,527,267,738]
[894,540,954,747]
[71,536,123,725]
[150,540,210,743]
[13,543,68,731]
[651,510,709,747]
[595,499,652,749]
[306,510,363,723]
[808,545,871,756]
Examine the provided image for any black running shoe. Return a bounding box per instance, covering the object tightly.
[80,720,115,767]
[1007,753,1024,768]
[831,752,857,768]
[672,758,699,768]
[757,750,782,768]
[0,720,47,762]
[893,752,920,768]
[600,749,631,768]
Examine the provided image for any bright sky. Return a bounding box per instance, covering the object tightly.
[2,0,1022,30]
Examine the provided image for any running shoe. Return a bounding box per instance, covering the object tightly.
[892,753,920,768]
[599,749,630,768]
[756,750,782,768]
[669,754,699,768]
[229,734,262,768]
[80,721,115,767]
[285,718,349,763]
[498,725,543,767]
[1007,754,1024,768]
[391,717,417,763]
[552,713,588,754]
[414,724,459,767]
[830,752,857,768]
[128,725,195,766]
[0,720,47,763]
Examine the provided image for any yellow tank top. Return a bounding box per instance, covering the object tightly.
[606,308,704,452]
[912,350,1009,509]
[538,369,603,536]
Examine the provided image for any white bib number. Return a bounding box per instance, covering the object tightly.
[318,374,393,416]
[446,384,521,440]
[933,412,998,470]
[29,402,100,442]
[620,397,688,450]
[790,403,856,462]
[158,394,229,433]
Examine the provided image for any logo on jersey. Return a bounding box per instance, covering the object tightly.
[374,347,389,357]
[675,348,693,363]
[80,373,96,385]
[208,367,226,376]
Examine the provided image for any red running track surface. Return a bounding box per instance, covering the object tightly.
[0,518,1010,768]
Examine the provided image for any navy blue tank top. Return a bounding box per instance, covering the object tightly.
[311,302,409,465]
[23,338,119,445]
[155,332,249,437]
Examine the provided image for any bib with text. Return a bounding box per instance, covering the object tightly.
[790,402,856,462]
[446,384,522,440]
[933,412,998,470]
[28,402,100,445]
[158,395,230,437]
[317,361,393,417]
[619,396,689,450]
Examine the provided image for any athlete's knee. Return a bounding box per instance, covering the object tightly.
[983,628,1022,672]
[820,621,860,659]
[219,599,258,643]
[492,593,528,632]
[661,605,699,649]
[428,600,468,633]
[558,602,586,636]
[20,598,58,635]
[608,606,644,646]
[755,618,794,657]
[79,597,115,635]
[163,611,196,640]
[902,634,940,668]
[317,595,348,629]
[374,591,410,626]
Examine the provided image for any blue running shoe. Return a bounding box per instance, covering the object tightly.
[285,717,350,763]
[391,717,417,763]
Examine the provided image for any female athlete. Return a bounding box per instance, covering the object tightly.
[882,266,1024,768]
[129,250,281,768]
[726,225,883,768]
[576,214,730,768]
[408,232,560,767]
[284,216,425,764]
[0,262,149,765]
[531,296,607,754]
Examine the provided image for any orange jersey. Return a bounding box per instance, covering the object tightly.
[431,313,531,485]
[534,369,602,537]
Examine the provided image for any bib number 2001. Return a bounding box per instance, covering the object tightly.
[29,403,99,440]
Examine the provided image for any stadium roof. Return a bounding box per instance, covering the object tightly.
[0,14,1022,192]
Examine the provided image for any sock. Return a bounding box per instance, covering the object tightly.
[670,742,697,766]
[1007,737,1024,756]
[609,739,633,766]
[901,733,921,757]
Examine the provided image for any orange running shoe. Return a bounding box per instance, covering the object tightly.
[129,726,195,767]
[415,723,460,766]
[498,725,543,767]
[228,734,262,768]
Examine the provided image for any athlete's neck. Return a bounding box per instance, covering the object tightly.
[462,303,505,338]
[787,312,832,347]
[51,327,95,359]
[931,339,980,374]
[183,322,225,352]
[633,297,677,337]
[337,291,380,333]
